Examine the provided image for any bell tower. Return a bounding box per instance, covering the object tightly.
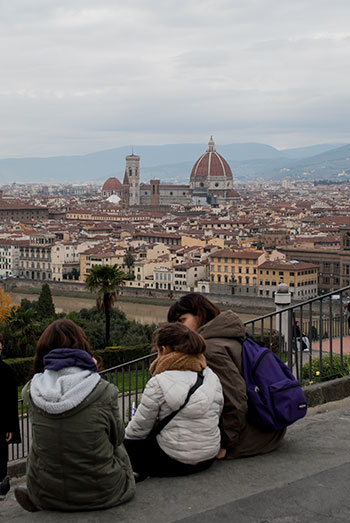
[124,152,140,206]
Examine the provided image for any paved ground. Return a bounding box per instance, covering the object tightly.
[312,334,350,354]
[1,397,350,523]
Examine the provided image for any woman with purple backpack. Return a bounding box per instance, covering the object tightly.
[168,293,286,460]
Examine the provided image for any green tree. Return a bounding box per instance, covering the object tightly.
[37,283,56,319]
[85,265,127,346]
[123,252,135,274]
[4,308,41,357]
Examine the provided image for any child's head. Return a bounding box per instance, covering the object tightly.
[34,319,92,373]
[154,322,206,356]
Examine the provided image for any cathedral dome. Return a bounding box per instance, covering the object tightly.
[190,137,233,182]
[102,177,122,192]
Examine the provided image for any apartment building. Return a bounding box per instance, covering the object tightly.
[18,233,56,280]
[209,248,284,296]
[126,258,173,289]
[172,263,208,292]
[79,243,127,283]
[258,260,318,299]
[280,226,350,292]
[0,241,20,278]
[51,241,95,281]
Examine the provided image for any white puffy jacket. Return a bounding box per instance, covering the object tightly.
[125,367,223,464]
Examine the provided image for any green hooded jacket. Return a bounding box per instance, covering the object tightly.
[22,378,135,511]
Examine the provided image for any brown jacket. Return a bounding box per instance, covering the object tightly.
[198,310,285,459]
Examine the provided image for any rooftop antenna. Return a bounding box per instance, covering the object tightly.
[131,145,134,155]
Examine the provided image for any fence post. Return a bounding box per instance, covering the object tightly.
[274,283,292,354]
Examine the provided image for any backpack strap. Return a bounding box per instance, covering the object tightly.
[147,371,204,439]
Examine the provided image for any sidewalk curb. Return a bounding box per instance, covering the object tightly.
[304,375,350,407]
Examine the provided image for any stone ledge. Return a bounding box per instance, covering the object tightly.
[304,375,350,407]
[8,458,26,479]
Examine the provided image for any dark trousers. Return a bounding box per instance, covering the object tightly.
[124,437,214,478]
[0,438,8,482]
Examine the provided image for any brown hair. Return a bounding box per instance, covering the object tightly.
[34,319,93,373]
[154,322,206,355]
[0,333,4,344]
[167,293,220,329]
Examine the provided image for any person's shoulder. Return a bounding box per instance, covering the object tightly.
[99,379,120,401]
[0,358,11,370]
[0,358,17,380]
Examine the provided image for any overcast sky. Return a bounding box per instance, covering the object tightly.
[1,0,350,158]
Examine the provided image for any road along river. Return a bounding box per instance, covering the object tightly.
[9,291,264,325]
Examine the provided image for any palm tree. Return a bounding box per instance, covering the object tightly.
[85,264,127,346]
[4,308,41,357]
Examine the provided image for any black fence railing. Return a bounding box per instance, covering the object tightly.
[10,286,350,464]
[243,285,350,384]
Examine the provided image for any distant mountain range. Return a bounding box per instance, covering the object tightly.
[0,142,349,185]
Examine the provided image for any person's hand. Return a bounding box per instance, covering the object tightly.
[5,432,13,443]
[216,448,227,459]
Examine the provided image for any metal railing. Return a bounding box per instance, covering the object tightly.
[244,285,350,384]
[10,285,350,464]
[99,353,156,423]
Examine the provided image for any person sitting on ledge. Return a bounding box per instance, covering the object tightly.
[0,333,21,496]
[168,293,286,460]
[124,322,223,480]
[15,319,135,512]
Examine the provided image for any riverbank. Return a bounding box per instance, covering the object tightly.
[5,279,275,317]
[9,288,270,325]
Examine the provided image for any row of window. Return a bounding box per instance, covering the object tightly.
[260,269,316,276]
[20,261,51,269]
[211,265,257,274]
[260,280,317,287]
[155,272,171,281]
[259,289,317,297]
[212,257,257,264]
[211,275,257,285]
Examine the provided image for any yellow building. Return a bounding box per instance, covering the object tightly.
[208,248,268,296]
[79,244,127,282]
[258,260,318,299]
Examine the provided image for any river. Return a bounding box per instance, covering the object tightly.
[9,291,264,325]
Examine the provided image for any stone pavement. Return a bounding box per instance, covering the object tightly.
[312,334,350,354]
[1,398,350,523]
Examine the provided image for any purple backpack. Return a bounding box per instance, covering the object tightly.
[241,336,307,431]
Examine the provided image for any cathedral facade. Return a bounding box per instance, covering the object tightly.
[102,137,239,207]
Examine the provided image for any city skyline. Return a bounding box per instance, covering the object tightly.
[1,1,350,158]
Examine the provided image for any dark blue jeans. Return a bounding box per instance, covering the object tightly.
[124,437,214,477]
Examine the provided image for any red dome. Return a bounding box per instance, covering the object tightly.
[190,137,232,182]
[102,177,122,191]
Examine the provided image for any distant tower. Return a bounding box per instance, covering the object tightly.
[150,179,160,207]
[124,152,140,206]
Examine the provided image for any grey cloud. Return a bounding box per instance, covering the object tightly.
[1,1,350,157]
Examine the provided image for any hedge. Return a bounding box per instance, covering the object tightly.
[94,344,152,371]
[5,357,35,387]
[250,330,283,355]
[5,344,153,386]
[302,354,350,383]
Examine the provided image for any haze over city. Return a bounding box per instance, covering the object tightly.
[1,0,350,159]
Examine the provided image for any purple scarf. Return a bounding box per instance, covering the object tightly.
[43,348,97,372]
